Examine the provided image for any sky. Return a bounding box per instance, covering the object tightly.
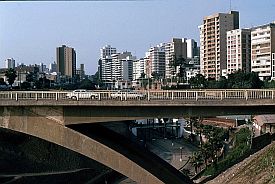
[1,0,275,75]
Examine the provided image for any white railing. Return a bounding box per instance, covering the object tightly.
[0,89,274,102]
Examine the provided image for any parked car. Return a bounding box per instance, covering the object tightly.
[0,85,9,91]
[110,90,146,100]
[66,89,99,100]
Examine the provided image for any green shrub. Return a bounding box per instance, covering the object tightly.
[202,128,251,177]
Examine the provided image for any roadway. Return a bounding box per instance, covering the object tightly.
[2,90,275,123]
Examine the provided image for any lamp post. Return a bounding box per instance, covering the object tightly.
[147,77,150,90]
[180,146,183,162]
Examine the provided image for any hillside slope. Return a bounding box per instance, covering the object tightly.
[207,141,275,184]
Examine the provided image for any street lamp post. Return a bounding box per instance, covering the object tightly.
[180,146,183,162]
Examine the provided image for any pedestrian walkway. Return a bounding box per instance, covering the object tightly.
[147,138,197,170]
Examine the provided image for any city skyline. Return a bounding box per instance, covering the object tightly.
[1,0,275,75]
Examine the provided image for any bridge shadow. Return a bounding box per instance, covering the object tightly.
[68,123,193,184]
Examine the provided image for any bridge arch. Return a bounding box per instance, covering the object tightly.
[0,106,192,184]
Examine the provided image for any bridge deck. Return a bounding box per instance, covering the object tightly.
[0,89,275,107]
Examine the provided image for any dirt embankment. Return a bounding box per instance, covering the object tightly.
[207,141,275,184]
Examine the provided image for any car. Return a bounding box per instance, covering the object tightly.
[110,90,146,100]
[0,85,9,91]
[66,89,99,100]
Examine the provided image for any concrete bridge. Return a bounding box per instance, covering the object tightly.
[1,89,275,183]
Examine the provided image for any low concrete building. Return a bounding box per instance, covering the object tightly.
[253,115,275,134]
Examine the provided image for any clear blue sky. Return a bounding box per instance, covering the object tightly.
[1,0,275,75]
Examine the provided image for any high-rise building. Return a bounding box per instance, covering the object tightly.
[226,29,251,74]
[49,62,57,73]
[199,11,239,80]
[227,29,251,74]
[143,53,150,79]
[133,58,145,80]
[39,63,48,73]
[111,52,134,81]
[100,45,117,58]
[56,45,76,78]
[99,45,117,82]
[147,43,166,78]
[186,39,199,58]
[251,22,275,80]
[5,58,15,69]
[165,38,187,79]
[98,46,135,83]
[99,57,112,82]
[76,64,85,80]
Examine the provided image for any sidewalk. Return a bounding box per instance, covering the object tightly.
[119,138,198,184]
[147,138,198,170]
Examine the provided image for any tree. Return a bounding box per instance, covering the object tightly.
[170,55,187,83]
[151,72,161,81]
[0,78,7,85]
[21,81,31,90]
[227,70,263,89]
[91,71,103,88]
[38,76,50,89]
[5,68,17,88]
[217,76,228,89]
[181,169,190,177]
[193,117,204,147]
[140,72,146,79]
[189,74,207,89]
[190,151,204,173]
[202,125,226,163]
[79,79,96,90]
[26,72,36,83]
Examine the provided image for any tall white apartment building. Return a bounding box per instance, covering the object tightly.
[144,52,151,78]
[111,52,134,81]
[100,45,117,58]
[133,58,145,80]
[99,45,117,82]
[165,38,187,79]
[251,22,275,80]
[199,11,239,80]
[122,56,134,81]
[5,58,15,69]
[99,57,112,82]
[147,43,166,78]
[227,29,251,74]
[49,62,57,73]
[186,39,199,58]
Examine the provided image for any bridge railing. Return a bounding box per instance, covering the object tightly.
[0,91,68,101]
[0,89,274,101]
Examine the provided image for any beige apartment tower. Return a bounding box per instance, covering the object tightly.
[227,29,251,74]
[200,11,239,80]
[56,45,76,78]
[251,22,275,80]
[165,38,187,79]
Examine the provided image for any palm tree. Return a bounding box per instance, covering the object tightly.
[201,142,212,166]
[193,117,204,147]
[189,117,198,141]
[5,68,17,88]
[170,55,187,83]
[190,151,204,174]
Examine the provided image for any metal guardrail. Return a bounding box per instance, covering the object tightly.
[0,89,274,101]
